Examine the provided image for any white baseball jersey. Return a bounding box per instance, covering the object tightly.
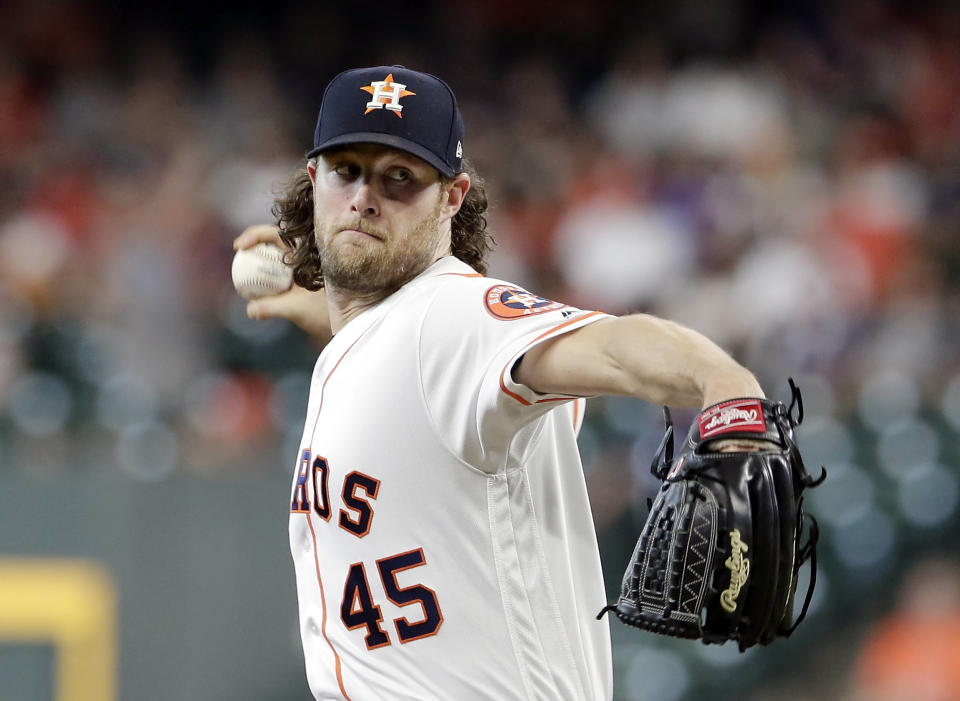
[289,256,613,700]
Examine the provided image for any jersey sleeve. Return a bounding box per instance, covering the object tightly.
[417,277,610,474]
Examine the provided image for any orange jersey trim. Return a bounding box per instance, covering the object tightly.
[498,311,604,406]
[302,333,367,701]
[306,514,351,698]
[435,272,483,278]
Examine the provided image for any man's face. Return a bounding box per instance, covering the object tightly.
[311,144,452,294]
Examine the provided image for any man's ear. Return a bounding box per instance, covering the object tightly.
[307,160,317,183]
[441,172,471,222]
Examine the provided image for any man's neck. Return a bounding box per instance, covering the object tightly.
[324,285,393,334]
[323,250,452,334]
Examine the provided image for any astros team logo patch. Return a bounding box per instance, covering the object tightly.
[361,74,416,117]
[484,285,566,320]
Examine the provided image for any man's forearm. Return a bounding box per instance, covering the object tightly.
[515,314,763,408]
[598,314,763,407]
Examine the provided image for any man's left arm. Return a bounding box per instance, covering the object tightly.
[573,314,828,648]
[514,313,762,409]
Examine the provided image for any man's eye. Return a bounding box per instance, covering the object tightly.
[332,164,358,177]
[387,169,411,182]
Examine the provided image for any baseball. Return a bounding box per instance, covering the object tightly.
[231,242,294,300]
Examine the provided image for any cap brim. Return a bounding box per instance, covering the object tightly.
[306,132,455,177]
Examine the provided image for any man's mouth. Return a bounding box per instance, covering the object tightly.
[339,227,384,241]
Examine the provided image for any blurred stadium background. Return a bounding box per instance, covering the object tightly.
[2,0,959,699]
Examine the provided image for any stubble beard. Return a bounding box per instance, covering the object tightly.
[315,199,445,295]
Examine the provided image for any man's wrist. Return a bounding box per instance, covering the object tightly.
[700,371,764,409]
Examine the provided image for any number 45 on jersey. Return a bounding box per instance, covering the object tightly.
[292,450,444,648]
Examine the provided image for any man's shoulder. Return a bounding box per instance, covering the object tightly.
[414,256,488,283]
[410,257,496,305]
[415,263,578,328]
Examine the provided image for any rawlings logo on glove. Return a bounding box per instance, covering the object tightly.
[698,399,766,438]
[720,530,750,613]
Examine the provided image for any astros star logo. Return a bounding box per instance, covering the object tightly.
[361,74,416,117]
[503,291,541,308]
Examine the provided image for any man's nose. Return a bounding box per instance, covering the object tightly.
[350,181,379,218]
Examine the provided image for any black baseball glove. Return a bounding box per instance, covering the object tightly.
[599,380,826,651]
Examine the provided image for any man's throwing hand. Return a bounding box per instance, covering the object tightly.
[233,225,332,342]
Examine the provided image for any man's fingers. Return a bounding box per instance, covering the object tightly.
[233,224,284,251]
[245,286,331,342]
[246,286,310,321]
[246,296,286,321]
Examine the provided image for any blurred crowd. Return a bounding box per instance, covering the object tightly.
[2,0,959,698]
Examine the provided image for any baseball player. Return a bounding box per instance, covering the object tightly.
[236,66,764,700]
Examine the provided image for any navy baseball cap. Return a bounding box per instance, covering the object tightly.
[307,66,464,177]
